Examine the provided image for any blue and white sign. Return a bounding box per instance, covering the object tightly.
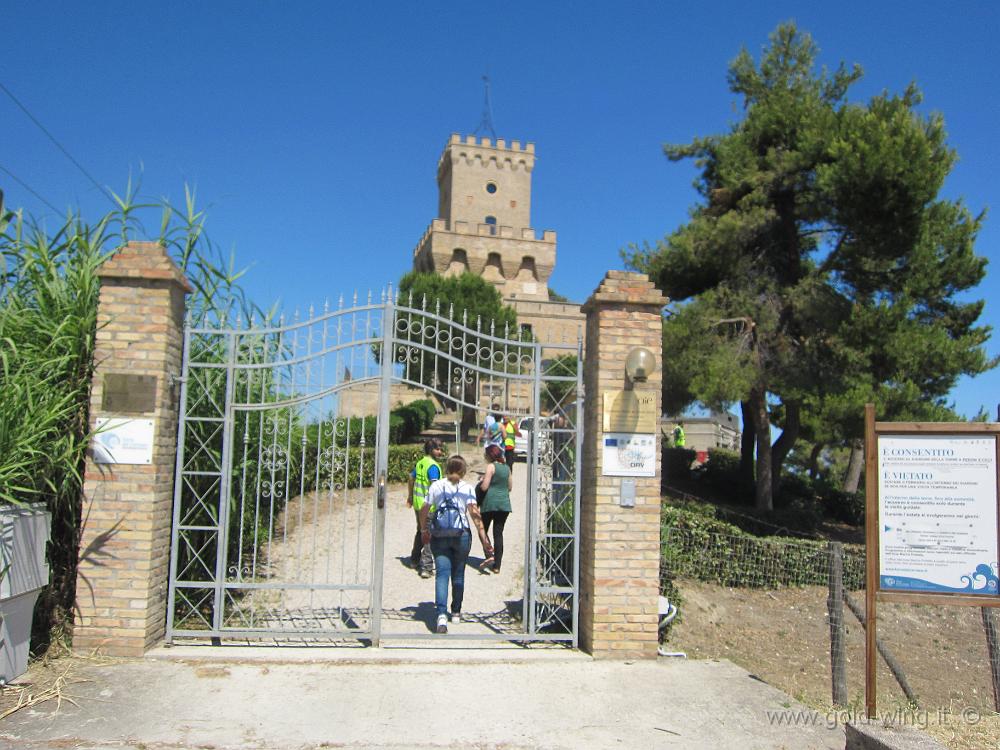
[93,418,155,465]
[602,432,656,477]
[878,435,999,596]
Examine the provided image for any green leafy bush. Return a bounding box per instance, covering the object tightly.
[392,399,436,440]
[697,448,745,497]
[820,484,866,526]
[663,447,695,482]
[660,503,865,590]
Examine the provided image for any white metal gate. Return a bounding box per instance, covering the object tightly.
[166,289,582,645]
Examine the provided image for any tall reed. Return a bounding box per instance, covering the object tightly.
[0,184,265,652]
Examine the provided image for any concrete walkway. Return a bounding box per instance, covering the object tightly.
[1,648,845,749]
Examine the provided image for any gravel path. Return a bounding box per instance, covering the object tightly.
[254,451,531,639]
[380,454,530,637]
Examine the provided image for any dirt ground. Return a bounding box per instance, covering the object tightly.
[665,579,1000,749]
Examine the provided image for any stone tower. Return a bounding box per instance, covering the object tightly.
[413,134,584,345]
[413,134,555,301]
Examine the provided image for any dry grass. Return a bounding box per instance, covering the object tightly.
[666,579,1000,749]
[0,644,112,720]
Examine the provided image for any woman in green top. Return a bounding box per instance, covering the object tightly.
[478,444,513,574]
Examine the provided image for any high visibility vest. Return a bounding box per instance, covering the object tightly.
[673,426,686,447]
[413,455,440,511]
[504,420,516,449]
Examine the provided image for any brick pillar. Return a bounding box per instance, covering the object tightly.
[74,242,190,656]
[579,271,667,659]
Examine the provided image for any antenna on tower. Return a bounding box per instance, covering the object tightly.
[473,75,497,141]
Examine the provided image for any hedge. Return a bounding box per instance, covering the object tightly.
[660,503,865,591]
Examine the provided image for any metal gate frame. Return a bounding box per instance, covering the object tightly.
[166,289,583,645]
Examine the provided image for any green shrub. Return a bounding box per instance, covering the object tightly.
[392,402,424,440]
[660,503,865,590]
[698,448,746,498]
[663,447,695,482]
[820,484,866,526]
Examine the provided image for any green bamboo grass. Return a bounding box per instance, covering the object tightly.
[0,184,265,651]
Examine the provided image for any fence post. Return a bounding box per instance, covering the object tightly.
[827,541,848,707]
[982,607,1000,711]
[578,271,667,659]
[73,242,190,656]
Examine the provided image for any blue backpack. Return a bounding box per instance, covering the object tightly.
[431,489,466,538]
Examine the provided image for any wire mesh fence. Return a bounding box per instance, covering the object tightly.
[660,524,1000,742]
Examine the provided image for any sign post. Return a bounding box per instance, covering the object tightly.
[864,404,1000,717]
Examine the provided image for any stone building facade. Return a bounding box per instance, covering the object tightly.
[412,134,585,347]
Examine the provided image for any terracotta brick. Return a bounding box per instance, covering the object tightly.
[580,271,664,660]
[75,242,188,658]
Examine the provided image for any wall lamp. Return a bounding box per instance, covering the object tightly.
[625,347,656,384]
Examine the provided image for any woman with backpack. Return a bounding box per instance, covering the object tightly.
[419,454,493,634]
[477,444,512,574]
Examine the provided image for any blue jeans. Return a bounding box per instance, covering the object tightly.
[430,531,471,617]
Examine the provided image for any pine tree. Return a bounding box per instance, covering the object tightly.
[627,23,993,511]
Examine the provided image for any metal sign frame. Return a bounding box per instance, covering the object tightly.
[863,403,1000,717]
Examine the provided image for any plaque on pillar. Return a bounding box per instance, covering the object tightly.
[603,391,657,433]
[602,433,656,477]
[102,373,158,414]
[92,418,155,464]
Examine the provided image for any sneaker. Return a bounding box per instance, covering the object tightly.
[436,614,448,634]
[479,557,495,573]
[419,569,432,579]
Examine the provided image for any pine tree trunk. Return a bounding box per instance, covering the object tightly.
[843,439,864,493]
[750,388,773,512]
[808,442,824,481]
[740,399,756,489]
[771,400,800,497]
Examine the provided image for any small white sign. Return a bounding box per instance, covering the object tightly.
[602,432,656,477]
[93,418,155,465]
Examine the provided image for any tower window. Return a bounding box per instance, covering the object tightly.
[485,215,497,235]
[485,181,498,194]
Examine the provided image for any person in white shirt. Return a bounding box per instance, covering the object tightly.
[419,454,492,633]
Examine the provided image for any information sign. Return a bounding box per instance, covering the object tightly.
[602,432,656,477]
[93,418,155,465]
[877,435,999,596]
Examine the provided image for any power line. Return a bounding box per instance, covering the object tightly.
[0,163,62,215]
[0,79,116,206]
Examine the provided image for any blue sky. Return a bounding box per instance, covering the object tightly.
[4,1,998,419]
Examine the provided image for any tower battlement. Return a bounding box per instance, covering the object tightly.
[414,133,564,303]
[437,133,536,179]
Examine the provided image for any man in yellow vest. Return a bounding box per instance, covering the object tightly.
[672,422,686,448]
[502,415,521,475]
[407,438,443,578]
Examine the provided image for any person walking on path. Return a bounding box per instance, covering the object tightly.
[419,454,492,634]
[502,415,520,474]
[407,438,443,578]
[672,421,686,448]
[477,444,512,574]
[478,404,505,450]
